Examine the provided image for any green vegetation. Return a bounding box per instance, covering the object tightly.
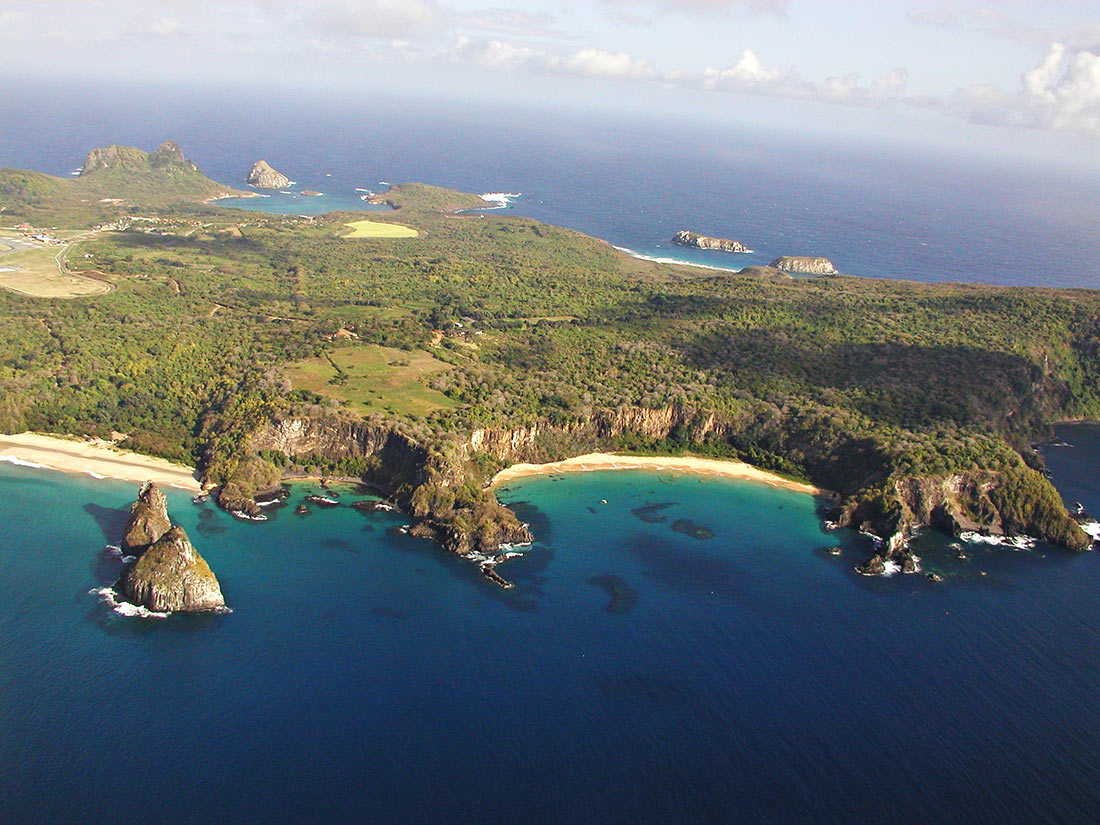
[1,142,1098,555]
[342,220,419,239]
[368,182,487,213]
[284,344,456,416]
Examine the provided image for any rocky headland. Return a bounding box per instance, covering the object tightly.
[118,482,226,613]
[196,400,1092,587]
[769,256,837,275]
[671,230,752,253]
[247,160,291,190]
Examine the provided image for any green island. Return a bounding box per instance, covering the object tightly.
[2,141,1099,585]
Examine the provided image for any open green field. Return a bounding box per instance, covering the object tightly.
[284,344,456,417]
[342,220,419,239]
[0,237,111,297]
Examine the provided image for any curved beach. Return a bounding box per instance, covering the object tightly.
[0,432,201,491]
[490,452,828,496]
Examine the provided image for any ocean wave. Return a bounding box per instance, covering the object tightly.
[611,246,742,274]
[91,586,169,619]
[480,192,521,209]
[87,471,107,479]
[1080,521,1100,541]
[355,187,372,193]
[0,455,47,469]
[960,531,1037,550]
[882,560,902,576]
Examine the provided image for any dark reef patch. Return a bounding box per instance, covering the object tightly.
[631,502,676,523]
[671,519,714,540]
[587,574,639,614]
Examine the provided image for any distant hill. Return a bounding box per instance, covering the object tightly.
[0,140,246,226]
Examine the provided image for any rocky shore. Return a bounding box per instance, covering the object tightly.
[769,256,837,275]
[671,230,752,253]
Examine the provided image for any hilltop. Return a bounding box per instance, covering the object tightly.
[0,140,246,226]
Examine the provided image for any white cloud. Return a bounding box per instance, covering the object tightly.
[449,36,655,80]
[675,49,908,106]
[560,47,656,79]
[950,42,1100,136]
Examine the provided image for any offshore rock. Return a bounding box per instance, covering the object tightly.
[120,525,226,613]
[671,230,752,253]
[857,554,886,576]
[247,160,291,189]
[121,481,171,554]
[769,256,837,275]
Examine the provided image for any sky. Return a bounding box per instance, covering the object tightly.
[1,1,1097,163]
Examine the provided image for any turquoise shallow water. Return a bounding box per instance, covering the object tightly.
[3,460,1100,823]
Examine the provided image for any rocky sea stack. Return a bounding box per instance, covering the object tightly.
[671,230,752,253]
[247,160,291,189]
[769,256,837,275]
[118,482,226,613]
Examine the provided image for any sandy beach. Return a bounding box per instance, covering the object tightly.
[490,452,829,496]
[0,432,201,491]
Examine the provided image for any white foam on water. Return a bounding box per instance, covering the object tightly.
[0,455,47,469]
[960,531,1037,550]
[91,587,169,619]
[612,245,743,274]
[1081,521,1100,541]
[479,192,522,209]
[882,560,902,576]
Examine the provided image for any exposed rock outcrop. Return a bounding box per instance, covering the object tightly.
[81,140,198,176]
[671,230,752,253]
[117,482,225,613]
[769,256,837,275]
[247,160,291,189]
[121,525,225,613]
[121,481,172,554]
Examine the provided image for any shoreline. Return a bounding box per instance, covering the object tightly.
[0,432,201,491]
[490,452,830,496]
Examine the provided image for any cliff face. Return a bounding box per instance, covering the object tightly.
[769,256,837,275]
[247,160,291,189]
[117,482,226,612]
[249,417,439,491]
[671,230,752,253]
[465,405,730,464]
[81,141,198,176]
[121,481,172,554]
[121,525,226,612]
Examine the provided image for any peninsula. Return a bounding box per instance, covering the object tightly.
[1,140,1098,588]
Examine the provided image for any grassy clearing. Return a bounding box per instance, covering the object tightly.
[0,244,111,297]
[285,343,456,417]
[342,220,419,239]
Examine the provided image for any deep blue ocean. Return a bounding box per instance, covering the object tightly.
[3,449,1100,824]
[4,84,1100,823]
